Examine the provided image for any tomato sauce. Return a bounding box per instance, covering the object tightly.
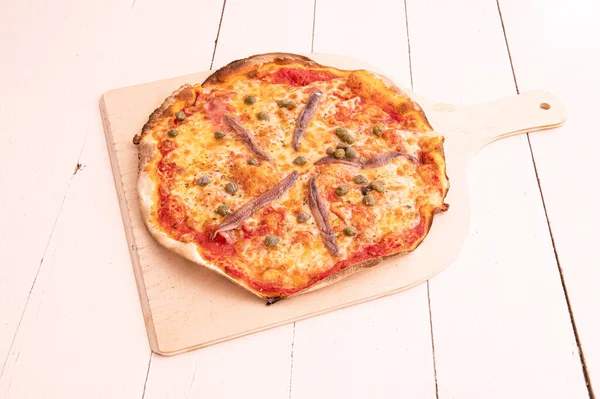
[195,231,237,258]
[265,68,338,86]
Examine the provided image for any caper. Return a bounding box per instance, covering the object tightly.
[214,131,226,139]
[175,111,186,121]
[341,134,355,144]
[370,180,386,193]
[363,194,376,206]
[336,142,350,150]
[277,99,296,109]
[361,185,372,196]
[293,156,308,165]
[334,149,346,159]
[297,211,311,223]
[196,175,210,186]
[217,204,230,216]
[336,185,349,196]
[353,174,368,185]
[343,227,357,237]
[345,147,358,159]
[225,182,239,195]
[335,127,348,138]
[265,235,280,247]
[248,158,259,166]
[244,95,256,105]
[373,125,384,136]
[326,147,335,156]
[257,111,269,121]
[168,129,179,137]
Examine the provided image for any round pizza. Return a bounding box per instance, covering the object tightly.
[134,53,449,303]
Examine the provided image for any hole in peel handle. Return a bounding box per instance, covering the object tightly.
[472,90,568,150]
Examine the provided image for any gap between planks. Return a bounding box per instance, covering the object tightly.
[404,1,440,397]
[210,0,228,71]
[140,355,152,399]
[0,131,90,381]
[288,323,296,399]
[495,1,595,398]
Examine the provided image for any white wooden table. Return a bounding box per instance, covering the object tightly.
[1,0,598,397]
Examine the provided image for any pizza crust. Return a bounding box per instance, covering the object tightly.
[136,52,449,303]
[202,53,319,86]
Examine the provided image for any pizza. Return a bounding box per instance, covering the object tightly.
[133,53,449,303]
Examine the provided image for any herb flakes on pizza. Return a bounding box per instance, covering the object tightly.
[133,53,449,302]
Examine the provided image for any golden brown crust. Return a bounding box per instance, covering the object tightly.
[140,84,196,137]
[136,53,449,302]
[202,53,320,86]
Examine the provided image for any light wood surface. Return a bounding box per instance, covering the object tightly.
[100,53,565,355]
[1,0,597,397]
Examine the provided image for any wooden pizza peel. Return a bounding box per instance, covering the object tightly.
[100,54,566,356]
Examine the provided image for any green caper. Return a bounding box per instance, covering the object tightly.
[353,174,368,185]
[370,180,386,193]
[363,194,376,206]
[373,125,384,136]
[334,149,346,159]
[168,129,179,137]
[248,158,259,166]
[293,156,308,166]
[345,147,358,159]
[336,185,349,196]
[265,235,280,247]
[336,142,350,150]
[335,127,348,138]
[326,147,335,156]
[277,99,296,109]
[341,134,355,144]
[217,204,230,216]
[244,95,256,105]
[257,111,269,121]
[175,111,186,121]
[196,175,210,186]
[225,182,239,195]
[343,227,357,237]
[214,131,226,139]
[297,211,310,223]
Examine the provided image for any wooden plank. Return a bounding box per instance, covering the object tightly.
[499,0,600,393]
[0,119,150,398]
[144,326,293,399]
[406,0,590,398]
[0,0,129,365]
[0,0,225,397]
[211,0,315,70]
[290,1,436,398]
[292,289,437,398]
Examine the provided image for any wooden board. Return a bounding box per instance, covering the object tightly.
[100,54,566,356]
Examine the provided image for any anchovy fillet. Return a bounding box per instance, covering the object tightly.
[314,156,363,168]
[210,171,299,239]
[308,177,340,256]
[292,91,322,151]
[224,115,273,161]
[362,151,417,169]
